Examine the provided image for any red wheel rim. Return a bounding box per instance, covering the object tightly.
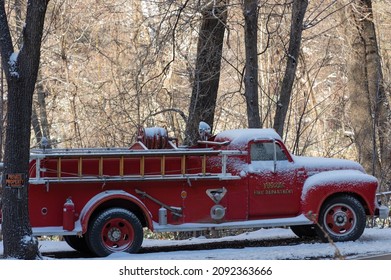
[323,203,356,236]
[101,218,135,252]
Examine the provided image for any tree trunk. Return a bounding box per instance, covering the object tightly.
[243,0,261,128]
[32,78,52,148]
[184,1,227,145]
[346,0,390,185]
[31,106,43,147]
[0,0,49,259]
[0,56,4,161]
[273,0,308,138]
[37,81,52,147]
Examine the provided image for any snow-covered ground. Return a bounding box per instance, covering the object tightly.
[2,227,391,260]
[1,227,391,279]
[121,227,391,260]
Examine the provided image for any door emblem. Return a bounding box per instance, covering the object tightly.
[206,187,227,204]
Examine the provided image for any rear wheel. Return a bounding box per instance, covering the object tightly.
[64,235,91,254]
[316,195,366,242]
[86,208,143,257]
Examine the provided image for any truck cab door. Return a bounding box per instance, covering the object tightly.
[247,139,302,219]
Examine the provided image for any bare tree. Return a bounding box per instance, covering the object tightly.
[345,0,390,185]
[243,0,261,128]
[0,0,49,259]
[273,0,308,137]
[185,1,228,145]
[31,75,52,148]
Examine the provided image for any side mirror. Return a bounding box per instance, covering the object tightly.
[273,139,277,173]
[199,121,211,141]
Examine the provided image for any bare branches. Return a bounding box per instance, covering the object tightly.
[4,0,386,168]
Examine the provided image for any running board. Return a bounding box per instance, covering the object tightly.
[27,222,83,236]
[9,214,312,236]
[152,214,312,232]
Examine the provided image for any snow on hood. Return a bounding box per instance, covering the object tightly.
[292,155,365,173]
[301,169,378,200]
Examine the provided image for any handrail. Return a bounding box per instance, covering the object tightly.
[29,149,245,185]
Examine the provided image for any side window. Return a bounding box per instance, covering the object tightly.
[250,142,288,161]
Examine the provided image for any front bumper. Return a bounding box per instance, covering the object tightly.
[377,205,390,219]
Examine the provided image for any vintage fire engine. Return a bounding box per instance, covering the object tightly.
[1,123,389,257]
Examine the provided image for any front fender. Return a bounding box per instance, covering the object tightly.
[79,190,153,234]
[300,170,378,219]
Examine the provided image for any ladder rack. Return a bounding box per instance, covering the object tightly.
[29,148,244,185]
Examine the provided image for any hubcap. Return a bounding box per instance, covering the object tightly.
[107,228,122,242]
[101,218,135,251]
[324,204,356,235]
[334,210,348,226]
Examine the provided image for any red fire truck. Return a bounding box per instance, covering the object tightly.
[1,123,389,257]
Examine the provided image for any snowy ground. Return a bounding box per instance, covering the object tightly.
[1,227,391,280]
[1,226,391,260]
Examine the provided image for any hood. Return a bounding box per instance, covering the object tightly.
[292,155,366,174]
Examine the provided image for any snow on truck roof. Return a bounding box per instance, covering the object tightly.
[214,128,281,149]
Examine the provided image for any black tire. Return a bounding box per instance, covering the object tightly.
[290,225,318,238]
[64,235,91,254]
[86,208,144,257]
[316,195,366,242]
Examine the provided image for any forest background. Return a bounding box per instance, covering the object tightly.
[1,0,391,187]
[10,2,389,178]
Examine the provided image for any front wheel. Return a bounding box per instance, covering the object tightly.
[316,195,366,242]
[86,208,144,257]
